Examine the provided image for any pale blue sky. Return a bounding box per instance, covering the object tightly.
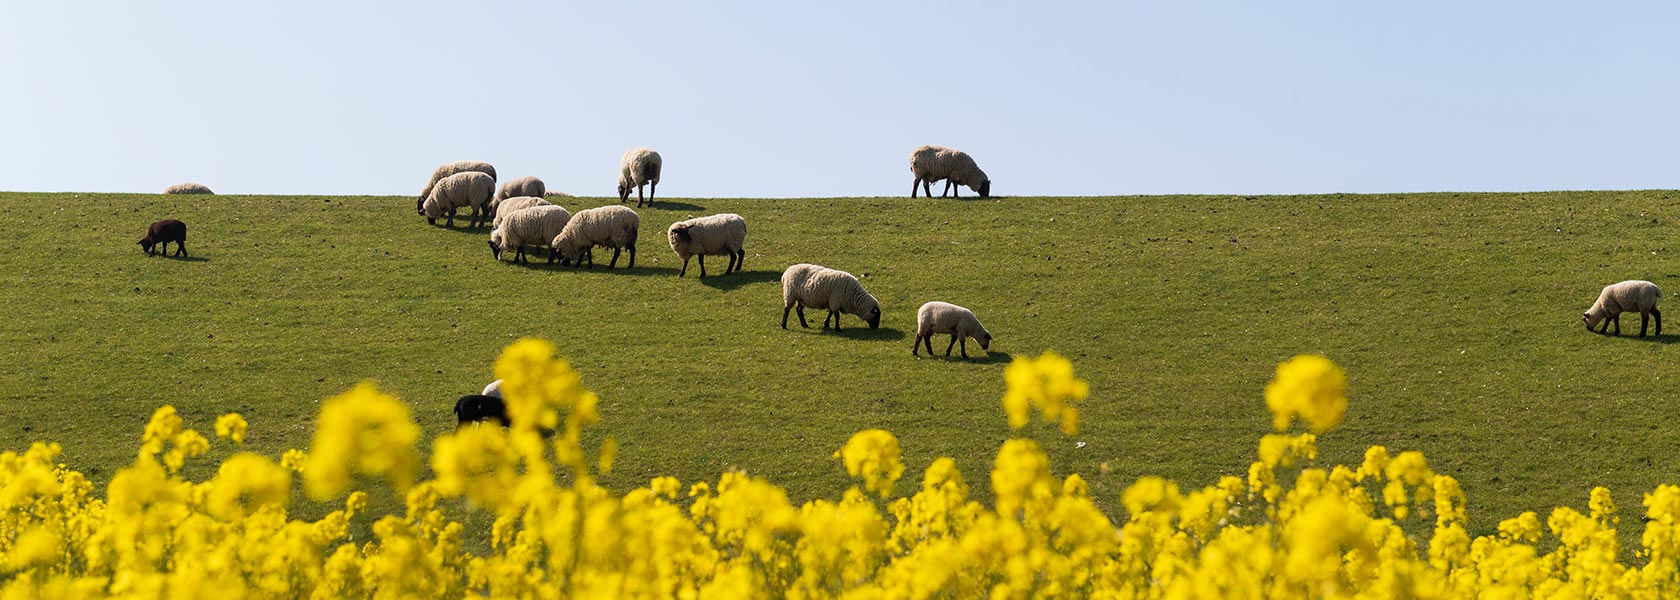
[2,2,1674,197]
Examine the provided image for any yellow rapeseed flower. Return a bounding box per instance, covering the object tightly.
[214,413,248,444]
[837,429,905,499]
[1001,352,1088,435]
[302,381,420,501]
[204,452,290,521]
[1263,354,1347,433]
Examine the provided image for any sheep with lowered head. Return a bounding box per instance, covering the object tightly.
[491,196,552,231]
[781,263,881,331]
[617,147,662,207]
[422,171,496,228]
[668,213,747,277]
[913,301,992,358]
[550,205,640,269]
[910,145,990,198]
[1583,280,1663,337]
[489,204,572,264]
[138,219,187,256]
[417,160,497,214]
[163,182,214,195]
[493,176,547,213]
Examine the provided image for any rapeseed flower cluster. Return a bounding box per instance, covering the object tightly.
[5,342,1680,597]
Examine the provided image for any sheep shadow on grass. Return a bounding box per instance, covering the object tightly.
[697,269,780,291]
[913,348,1012,364]
[145,254,209,263]
[640,200,705,212]
[1600,332,1680,345]
[783,324,907,341]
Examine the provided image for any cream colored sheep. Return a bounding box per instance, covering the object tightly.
[422,171,496,228]
[163,182,214,195]
[913,301,992,358]
[489,204,572,264]
[1583,280,1663,336]
[780,263,881,331]
[617,147,662,207]
[417,160,496,214]
[910,145,990,198]
[544,191,575,199]
[493,176,547,213]
[550,205,640,269]
[491,196,552,231]
[668,213,747,277]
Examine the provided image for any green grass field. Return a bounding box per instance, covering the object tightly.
[1,190,1675,544]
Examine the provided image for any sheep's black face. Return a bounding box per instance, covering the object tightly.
[977,180,991,197]
[416,196,426,215]
[672,225,691,242]
[138,239,153,253]
[978,334,991,350]
[867,307,881,329]
[488,240,501,260]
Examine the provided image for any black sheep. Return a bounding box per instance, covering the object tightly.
[453,394,510,429]
[139,219,188,256]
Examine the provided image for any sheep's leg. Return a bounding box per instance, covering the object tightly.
[627,244,635,268]
[796,304,809,328]
[446,207,456,228]
[698,255,706,277]
[1642,311,1651,337]
[1655,307,1663,336]
[649,181,657,206]
[782,303,794,329]
[1612,315,1622,335]
[940,180,951,197]
[912,334,922,355]
[952,183,961,198]
[637,184,646,208]
[923,180,934,198]
[177,242,186,257]
[912,178,921,198]
[735,249,745,272]
[609,247,623,269]
[960,337,969,358]
[832,311,843,331]
[925,335,935,355]
[680,256,690,277]
[946,335,957,356]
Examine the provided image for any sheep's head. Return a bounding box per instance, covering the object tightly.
[617,181,631,203]
[487,239,502,260]
[1584,311,1605,330]
[416,196,426,215]
[865,304,881,329]
[977,180,991,197]
[976,329,992,350]
[138,238,154,253]
[670,224,692,243]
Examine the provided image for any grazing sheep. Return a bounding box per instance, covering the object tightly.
[482,380,503,398]
[163,182,214,195]
[668,213,747,277]
[493,176,547,215]
[491,196,553,231]
[418,160,497,214]
[489,204,573,264]
[1584,280,1663,337]
[138,219,188,256]
[617,147,662,207]
[550,205,640,269]
[913,301,992,358]
[422,171,496,228]
[780,263,881,331]
[910,145,990,198]
[454,394,510,429]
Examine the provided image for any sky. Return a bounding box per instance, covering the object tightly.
[1,1,1675,197]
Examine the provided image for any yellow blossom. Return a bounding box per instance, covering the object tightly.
[214,413,248,444]
[1263,354,1347,433]
[837,429,905,499]
[1001,352,1088,435]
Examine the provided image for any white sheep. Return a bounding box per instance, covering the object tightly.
[491,196,553,231]
[1583,280,1663,337]
[668,213,747,277]
[418,160,496,214]
[913,301,992,358]
[422,171,496,228]
[550,205,640,269]
[489,204,573,264]
[910,145,990,198]
[163,182,214,195]
[617,147,663,207]
[493,176,547,214]
[482,380,503,398]
[544,191,575,199]
[780,263,881,331]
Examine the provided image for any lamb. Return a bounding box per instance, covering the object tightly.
[422,171,496,228]
[491,196,552,231]
[780,263,881,331]
[417,160,497,214]
[489,204,573,264]
[910,145,990,198]
[617,147,663,207]
[163,182,214,195]
[493,176,547,214]
[668,213,747,277]
[550,205,640,269]
[1583,280,1663,337]
[454,394,510,429]
[138,219,187,256]
[913,301,992,358]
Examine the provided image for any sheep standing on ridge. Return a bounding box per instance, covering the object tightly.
[418,160,497,214]
[617,147,662,207]
[493,176,547,216]
[781,263,881,331]
[914,301,992,358]
[551,205,640,269]
[422,171,496,228]
[489,204,573,264]
[668,213,747,277]
[138,219,188,256]
[910,145,990,198]
[164,182,214,195]
[1583,280,1663,337]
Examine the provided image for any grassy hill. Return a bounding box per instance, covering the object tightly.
[0,190,1675,543]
